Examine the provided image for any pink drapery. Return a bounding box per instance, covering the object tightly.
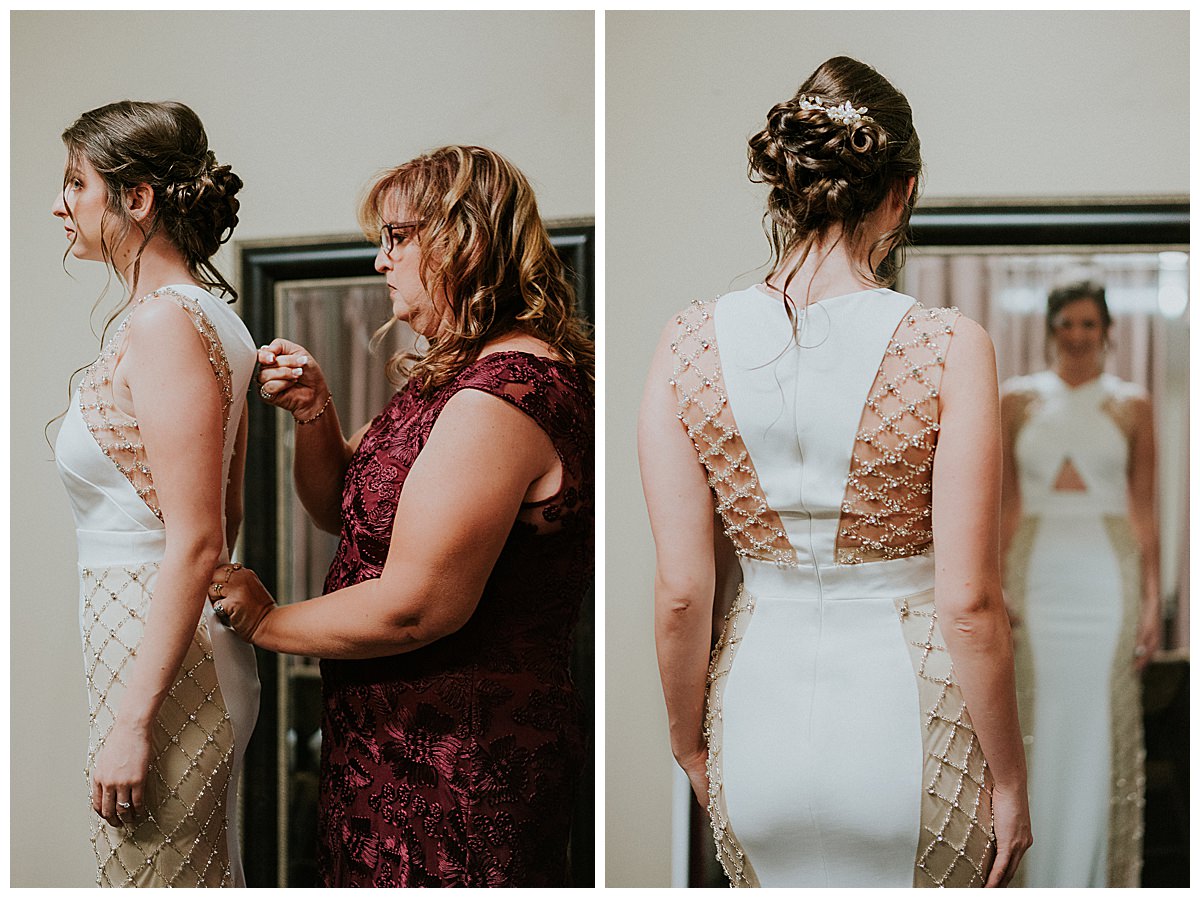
[904,252,1189,648]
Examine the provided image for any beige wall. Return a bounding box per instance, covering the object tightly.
[10,10,593,886]
[605,10,1187,887]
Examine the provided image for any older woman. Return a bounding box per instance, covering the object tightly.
[209,146,593,887]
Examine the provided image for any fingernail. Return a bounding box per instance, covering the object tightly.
[293,368,303,376]
[298,355,308,364]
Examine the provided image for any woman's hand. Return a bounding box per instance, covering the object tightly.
[208,564,276,644]
[675,747,710,811]
[257,338,331,422]
[91,724,152,827]
[1134,600,1162,672]
[985,783,1032,887]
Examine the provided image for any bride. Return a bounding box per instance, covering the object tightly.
[52,100,259,887]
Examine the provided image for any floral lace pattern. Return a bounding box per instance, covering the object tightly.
[317,352,593,886]
[836,304,958,564]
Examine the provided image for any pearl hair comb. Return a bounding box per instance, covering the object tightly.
[797,96,871,126]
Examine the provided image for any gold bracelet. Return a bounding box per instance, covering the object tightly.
[295,393,332,425]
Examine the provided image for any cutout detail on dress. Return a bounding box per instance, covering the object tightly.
[78,287,234,521]
[670,299,798,567]
[835,303,959,564]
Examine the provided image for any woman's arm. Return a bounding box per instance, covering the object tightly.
[257,339,355,534]
[90,299,228,826]
[225,403,249,551]
[639,323,717,808]
[221,387,559,657]
[998,390,1023,561]
[931,318,1031,887]
[1126,394,1161,669]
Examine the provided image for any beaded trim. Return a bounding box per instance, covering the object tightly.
[835,303,958,564]
[703,584,759,887]
[669,299,798,567]
[82,563,236,885]
[77,287,234,521]
[896,592,996,886]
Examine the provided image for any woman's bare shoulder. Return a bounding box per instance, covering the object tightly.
[478,332,558,360]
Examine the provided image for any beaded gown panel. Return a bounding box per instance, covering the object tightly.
[55,285,260,886]
[316,352,592,887]
[670,286,995,887]
[1003,371,1145,887]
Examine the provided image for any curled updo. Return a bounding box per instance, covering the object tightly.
[359,145,594,396]
[748,56,922,291]
[61,100,241,300]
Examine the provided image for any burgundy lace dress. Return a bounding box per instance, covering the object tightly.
[316,351,592,887]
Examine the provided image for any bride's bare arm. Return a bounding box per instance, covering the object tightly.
[638,323,716,807]
[998,390,1022,561]
[225,403,249,551]
[931,317,1031,887]
[89,299,229,825]
[1126,394,1161,669]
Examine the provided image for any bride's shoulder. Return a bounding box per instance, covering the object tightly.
[1000,370,1047,399]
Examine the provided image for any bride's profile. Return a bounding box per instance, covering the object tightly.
[51,100,260,886]
[638,56,1032,887]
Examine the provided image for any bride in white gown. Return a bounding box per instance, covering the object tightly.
[51,101,259,886]
[1001,280,1158,887]
[639,57,1032,887]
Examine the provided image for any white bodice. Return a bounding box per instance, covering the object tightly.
[715,286,921,567]
[1008,371,1135,517]
[55,285,256,566]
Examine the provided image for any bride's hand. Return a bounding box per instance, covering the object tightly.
[675,747,710,811]
[1134,601,1161,672]
[208,564,276,644]
[91,723,152,827]
[256,338,332,422]
[985,783,1032,887]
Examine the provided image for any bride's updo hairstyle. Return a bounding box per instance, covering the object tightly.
[61,100,242,301]
[748,56,922,297]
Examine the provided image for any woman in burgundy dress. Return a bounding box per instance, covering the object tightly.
[206,145,594,886]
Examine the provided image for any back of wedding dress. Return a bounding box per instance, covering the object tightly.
[670,284,995,887]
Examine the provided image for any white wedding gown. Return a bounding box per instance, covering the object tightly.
[670,285,996,887]
[55,285,260,886]
[1003,370,1145,887]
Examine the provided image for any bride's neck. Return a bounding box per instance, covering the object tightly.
[115,236,199,300]
[767,229,877,305]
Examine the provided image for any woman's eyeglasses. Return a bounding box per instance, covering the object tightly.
[380,221,422,255]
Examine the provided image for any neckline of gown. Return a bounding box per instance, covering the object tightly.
[750,282,892,310]
[1049,369,1104,392]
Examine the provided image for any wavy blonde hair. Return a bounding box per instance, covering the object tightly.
[359,145,594,396]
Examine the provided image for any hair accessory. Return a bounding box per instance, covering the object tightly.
[798,96,870,126]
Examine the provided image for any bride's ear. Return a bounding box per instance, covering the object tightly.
[124,183,155,222]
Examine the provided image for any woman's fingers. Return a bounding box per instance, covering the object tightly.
[99,783,120,827]
[258,366,304,385]
[258,339,308,365]
[984,846,1010,887]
